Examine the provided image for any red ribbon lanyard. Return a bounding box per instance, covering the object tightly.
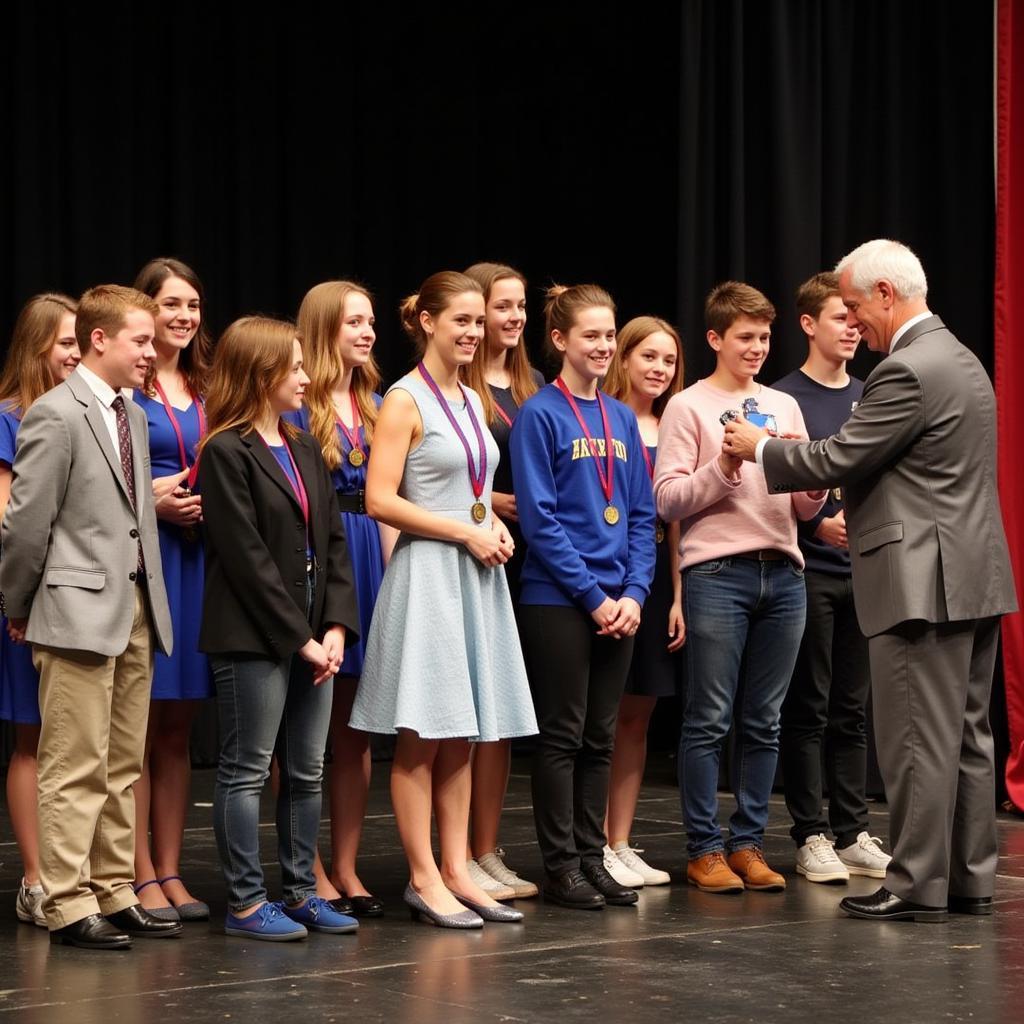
[640,443,655,481]
[152,379,207,488]
[493,401,514,429]
[418,361,487,500]
[259,431,310,529]
[334,391,365,460]
[554,378,615,507]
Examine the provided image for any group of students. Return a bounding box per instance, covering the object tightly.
[0,255,885,945]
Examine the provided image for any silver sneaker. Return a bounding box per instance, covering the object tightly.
[836,831,891,878]
[795,834,850,884]
[612,844,671,886]
[15,878,47,927]
[603,845,645,888]
[466,858,515,900]
[477,849,539,898]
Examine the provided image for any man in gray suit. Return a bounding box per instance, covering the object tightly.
[722,239,1017,921]
[1,285,179,948]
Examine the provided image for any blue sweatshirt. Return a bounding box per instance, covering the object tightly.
[510,383,657,612]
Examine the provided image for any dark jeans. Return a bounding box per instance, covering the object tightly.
[518,604,635,876]
[212,650,333,911]
[680,556,806,858]
[780,570,871,848]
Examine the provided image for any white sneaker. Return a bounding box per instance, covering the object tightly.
[603,845,645,888]
[836,832,892,878]
[795,834,850,884]
[477,849,539,898]
[466,858,516,900]
[611,843,671,886]
[15,878,47,927]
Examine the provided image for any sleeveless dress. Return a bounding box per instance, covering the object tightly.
[0,404,40,724]
[134,391,213,700]
[284,400,385,678]
[349,374,537,741]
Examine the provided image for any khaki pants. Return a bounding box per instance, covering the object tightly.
[34,586,154,929]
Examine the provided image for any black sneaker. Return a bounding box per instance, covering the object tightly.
[582,862,639,905]
[543,868,605,910]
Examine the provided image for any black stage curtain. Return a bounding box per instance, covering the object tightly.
[0,2,1000,776]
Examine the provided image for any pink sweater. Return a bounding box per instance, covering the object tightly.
[653,379,827,571]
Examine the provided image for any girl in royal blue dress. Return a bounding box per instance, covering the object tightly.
[0,292,80,927]
[131,258,213,922]
[286,280,396,917]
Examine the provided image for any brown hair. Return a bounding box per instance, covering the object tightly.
[201,316,300,450]
[134,257,213,397]
[296,280,382,470]
[795,271,841,321]
[75,285,159,355]
[704,281,775,336]
[544,283,616,355]
[603,315,684,418]
[399,271,483,357]
[0,293,79,417]
[461,262,539,426]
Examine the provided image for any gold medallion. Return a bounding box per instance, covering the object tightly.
[471,501,487,523]
[348,448,365,468]
[604,504,620,526]
[655,522,665,544]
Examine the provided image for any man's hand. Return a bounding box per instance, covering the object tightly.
[6,616,27,644]
[722,418,770,462]
[814,510,848,549]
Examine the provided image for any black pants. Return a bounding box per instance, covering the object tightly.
[518,604,635,876]
[779,570,871,848]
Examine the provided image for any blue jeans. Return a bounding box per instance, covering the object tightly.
[680,556,806,858]
[212,649,333,911]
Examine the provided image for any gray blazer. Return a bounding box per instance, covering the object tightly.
[0,370,173,657]
[761,316,1017,637]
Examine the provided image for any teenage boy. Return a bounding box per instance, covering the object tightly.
[654,282,826,893]
[773,273,891,884]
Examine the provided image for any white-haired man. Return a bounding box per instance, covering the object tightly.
[723,239,1017,921]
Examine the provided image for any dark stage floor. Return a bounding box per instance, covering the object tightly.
[3,762,1024,1024]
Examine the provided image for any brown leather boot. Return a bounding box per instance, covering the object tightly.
[686,851,744,893]
[727,848,786,891]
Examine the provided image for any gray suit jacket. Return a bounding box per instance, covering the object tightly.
[762,316,1017,637]
[0,370,173,656]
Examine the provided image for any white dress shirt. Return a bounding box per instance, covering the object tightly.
[73,363,134,454]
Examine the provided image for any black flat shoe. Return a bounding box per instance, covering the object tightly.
[50,913,131,950]
[106,904,183,937]
[543,868,605,910]
[346,893,384,918]
[948,895,993,915]
[582,863,639,906]
[839,886,948,922]
[328,895,355,915]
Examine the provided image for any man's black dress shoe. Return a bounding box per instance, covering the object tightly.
[581,863,639,906]
[839,886,948,922]
[543,868,605,910]
[106,904,183,937]
[948,895,993,916]
[50,913,131,949]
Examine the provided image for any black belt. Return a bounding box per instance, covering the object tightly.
[336,490,366,514]
[732,549,789,562]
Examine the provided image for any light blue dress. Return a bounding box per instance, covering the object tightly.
[349,374,536,741]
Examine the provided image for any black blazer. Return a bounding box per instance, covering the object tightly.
[197,426,359,659]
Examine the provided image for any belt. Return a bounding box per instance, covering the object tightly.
[731,549,789,562]
[336,490,366,514]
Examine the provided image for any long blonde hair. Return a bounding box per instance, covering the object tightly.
[0,293,78,416]
[603,315,684,418]
[461,262,540,426]
[296,280,381,471]
[201,317,300,450]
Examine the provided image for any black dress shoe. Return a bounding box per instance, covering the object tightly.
[106,904,183,937]
[50,913,131,949]
[543,868,605,910]
[328,895,354,915]
[839,886,948,922]
[346,893,385,918]
[581,863,639,906]
[948,895,993,916]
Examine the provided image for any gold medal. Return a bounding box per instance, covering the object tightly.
[604,504,620,526]
[471,501,487,523]
[655,521,665,544]
[348,448,365,468]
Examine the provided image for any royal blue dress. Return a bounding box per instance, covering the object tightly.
[285,399,385,678]
[0,403,41,724]
[134,391,213,700]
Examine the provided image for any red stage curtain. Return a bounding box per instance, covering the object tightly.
[996,0,1024,810]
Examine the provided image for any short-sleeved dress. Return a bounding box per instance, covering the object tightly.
[0,403,40,724]
[349,374,537,741]
[284,400,385,678]
[134,390,213,700]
